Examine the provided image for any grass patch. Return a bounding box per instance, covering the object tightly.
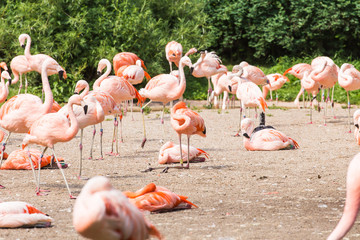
[268,105,289,110]
[143,106,151,115]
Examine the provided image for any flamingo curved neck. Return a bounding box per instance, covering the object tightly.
[93,61,111,89]
[66,101,80,140]
[81,84,90,98]
[0,77,8,102]
[41,64,54,115]
[174,58,187,96]
[24,35,32,59]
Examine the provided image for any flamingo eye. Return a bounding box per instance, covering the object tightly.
[172,53,176,57]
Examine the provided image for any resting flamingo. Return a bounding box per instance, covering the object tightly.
[22,94,88,198]
[73,176,162,240]
[170,101,206,169]
[191,51,227,102]
[165,41,183,72]
[123,183,198,212]
[338,63,360,132]
[241,116,299,151]
[0,58,64,167]
[238,61,269,86]
[59,81,104,178]
[283,63,312,108]
[139,55,193,143]
[327,153,360,240]
[0,201,52,228]
[11,33,67,93]
[158,141,209,164]
[262,73,289,102]
[94,58,144,154]
[113,52,147,76]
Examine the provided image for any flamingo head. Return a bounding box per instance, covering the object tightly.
[180,56,193,69]
[241,118,255,137]
[0,62,8,71]
[97,59,111,74]
[18,34,29,48]
[74,80,88,94]
[1,71,11,86]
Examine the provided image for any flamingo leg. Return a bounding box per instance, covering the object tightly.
[131,99,134,121]
[347,91,351,133]
[142,100,152,109]
[276,91,278,104]
[186,135,190,169]
[78,129,88,179]
[179,134,184,167]
[161,104,165,142]
[0,132,11,168]
[331,85,336,118]
[25,74,28,94]
[18,74,22,94]
[25,147,38,192]
[207,77,212,104]
[234,101,242,137]
[270,89,273,101]
[89,125,96,160]
[51,147,75,199]
[141,108,147,148]
[99,122,104,159]
[36,147,49,196]
[302,89,305,108]
[119,113,123,143]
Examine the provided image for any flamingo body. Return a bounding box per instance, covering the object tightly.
[338,63,360,91]
[158,141,209,164]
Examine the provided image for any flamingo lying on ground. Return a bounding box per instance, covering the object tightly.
[262,73,289,102]
[158,141,209,164]
[22,94,88,198]
[0,201,53,228]
[73,176,162,240]
[123,183,198,212]
[327,153,360,240]
[139,56,193,143]
[1,148,64,170]
[240,114,299,151]
[170,101,206,169]
[166,41,183,72]
[338,63,360,132]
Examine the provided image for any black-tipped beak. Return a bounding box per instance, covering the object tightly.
[202,126,206,135]
[97,71,101,76]
[355,124,359,128]
[58,70,64,80]
[190,67,194,74]
[8,78,12,85]
[74,91,79,95]
[228,85,232,92]
[243,133,250,139]
[83,105,88,115]
[21,44,25,49]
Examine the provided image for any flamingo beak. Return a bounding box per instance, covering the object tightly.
[267,79,271,87]
[355,124,359,128]
[190,67,194,74]
[97,71,101,76]
[21,44,25,49]
[8,78,11,85]
[243,133,250,138]
[83,105,88,115]
[202,126,206,135]
[58,70,64,80]
[74,91,79,94]
[228,85,232,92]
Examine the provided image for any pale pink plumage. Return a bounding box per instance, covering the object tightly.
[165,41,183,72]
[353,110,360,145]
[283,63,311,79]
[0,201,52,228]
[239,61,269,86]
[262,73,289,99]
[116,60,150,85]
[327,153,360,240]
[338,63,360,91]
[240,118,299,151]
[73,176,162,240]
[309,56,339,88]
[158,141,209,164]
[0,71,11,103]
[113,52,147,75]
[236,81,267,112]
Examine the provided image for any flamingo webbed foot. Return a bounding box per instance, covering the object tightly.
[106,152,120,157]
[0,184,5,189]
[70,195,77,199]
[234,133,241,137]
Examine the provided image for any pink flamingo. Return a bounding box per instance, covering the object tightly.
[353,110,360,145]
[0,62,8,74]
[113,52,147,76]
[0,58,64,167]
[191,51,227,102]
[327,153,360,240]
[338,63,360,132]
[123,183,198,212]
[116,60,151,85]
[240,117,299,151]
[283,63,312,108]
[59,81,105,178]
[165,41,183,72]
[170,101,206,169]
[238,61,269,86]
[0,70,12,103]
[139,55,193,143]
[158,141,209,164]
[74,80,120,160]
[262,73,289,102]
[22,94,87,198]
[11,33,67,93]
[234,75,268,136]
[209,71,239,110]
[0,201,53,228]
[73,176,162,240]
[94,59,144,154]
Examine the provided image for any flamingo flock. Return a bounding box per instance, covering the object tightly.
[0,34,360,239]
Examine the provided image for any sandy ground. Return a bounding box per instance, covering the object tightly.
[1,100,360,240]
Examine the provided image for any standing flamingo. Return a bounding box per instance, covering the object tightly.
[241,117,299,151]
[139,56,193,143]
[283,63,313,108]
[73,176,162,240]
[338,63,360,132]
[158,141,209,164]
[123,183,198,212]
[170,101,206,169]
[94,59,144,154]
[0,201,53,228]
[191,51,227,102]
[59,81,104,178]
[327,153,360,240]
[165,41,183,72]
[0,70,11,103]
[238,61,269,86]
[22,94,88,198]
[11,33,67,93]
[262,73,289,102]
[0,58,64,167]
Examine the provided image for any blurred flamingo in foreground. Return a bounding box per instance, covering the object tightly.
[73,176,162,240]
[22,94,88,198]
[170,101,206,169]
[327,153,360,240]
[262,73,289,102]
[240,114,299,151]
[123,183,198,212]
[158,141,209,164]
[338,63,360,132]
[0,201,53,228]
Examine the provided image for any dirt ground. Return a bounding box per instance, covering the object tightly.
[1,100,360,240]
